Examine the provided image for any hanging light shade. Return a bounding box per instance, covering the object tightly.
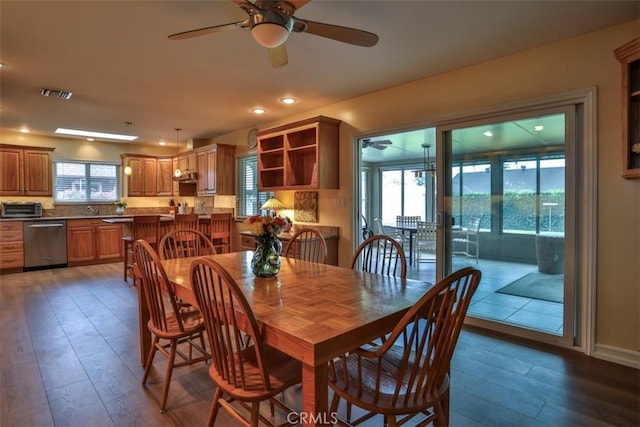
[173,128,182,178]
[123,121,133,176]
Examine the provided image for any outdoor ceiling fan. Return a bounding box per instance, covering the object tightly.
[168,0,379,68]
[362,138,392,150]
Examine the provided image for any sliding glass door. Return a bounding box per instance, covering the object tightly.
[439,107,576,344]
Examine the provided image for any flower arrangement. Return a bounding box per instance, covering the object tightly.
[114,200,127,208]
[245,215,287,237]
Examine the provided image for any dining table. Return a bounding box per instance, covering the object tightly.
[142,251,432,426]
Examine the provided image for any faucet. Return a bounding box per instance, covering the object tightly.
[87,206,99,216]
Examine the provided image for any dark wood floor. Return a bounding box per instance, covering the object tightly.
[1,263,638,426]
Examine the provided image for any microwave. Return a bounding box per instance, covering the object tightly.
[1,202,43,218]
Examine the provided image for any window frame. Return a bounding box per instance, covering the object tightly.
[53,160,121,203]
[236,154,274,218]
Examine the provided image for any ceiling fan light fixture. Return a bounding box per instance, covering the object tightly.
[251,22,289,48]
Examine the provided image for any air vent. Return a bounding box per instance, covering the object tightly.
[40,88,72,100]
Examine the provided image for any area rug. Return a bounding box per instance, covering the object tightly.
[496,272,564,303]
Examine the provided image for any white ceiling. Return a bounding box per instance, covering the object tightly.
[1,0,638,149]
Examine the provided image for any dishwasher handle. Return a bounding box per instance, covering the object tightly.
[27,223,65,228]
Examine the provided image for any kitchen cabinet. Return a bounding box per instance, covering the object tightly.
[0,221,24,272]
[67,218,123,264]
[124,155,157,196]
[156,157,174,195]
[614,37,640,178]
[196,144,236,195]
[0,144,54,196]
[257,116,341,190]
[178,152,197,176]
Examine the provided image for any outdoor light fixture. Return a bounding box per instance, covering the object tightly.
[413,143,436,186]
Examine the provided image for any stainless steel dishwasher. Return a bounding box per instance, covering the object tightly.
[23,220,68,270]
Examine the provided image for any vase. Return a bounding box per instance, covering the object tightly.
[251,234,281,277]
[115,206,124,215]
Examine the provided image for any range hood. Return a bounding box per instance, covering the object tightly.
[173,172,198,183]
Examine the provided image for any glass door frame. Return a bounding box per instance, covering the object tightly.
[436,105,578,347]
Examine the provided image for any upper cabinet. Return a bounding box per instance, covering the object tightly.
[0,144,54,196]
[156,157,174,196]
[123,155,158,196]
[257,116,341,190]
[196,144,236,195]
[614,37,640,179]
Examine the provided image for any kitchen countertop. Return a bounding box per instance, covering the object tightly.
[0,214,215,222]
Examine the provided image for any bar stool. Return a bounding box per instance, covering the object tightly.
[209,213,232,254]
[123,215,162,283]
[173,213,199,231]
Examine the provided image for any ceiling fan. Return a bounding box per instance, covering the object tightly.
[168,0,379,68]
[362,138,392,150]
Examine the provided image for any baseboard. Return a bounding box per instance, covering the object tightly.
[593,343,640,369]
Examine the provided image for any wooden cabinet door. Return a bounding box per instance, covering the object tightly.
[156,158,173,195]
[0,148,23,195]
[196,150,209,193]
[96,224,122,260]
[67,225,97,262]
[128,157,145,196]
[206,149,217,194]
[142,158,156,196]
[215,145,235,195]
[23,149,52,195]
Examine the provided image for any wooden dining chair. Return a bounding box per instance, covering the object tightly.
[173,213,199,231]
[133,240,210,412]
[190,257,302,427]
[283,227,327,264]
[159,229,217,260]
[350,234,407,279]
[328,266,482,426]
[123,215,161,283]
[209,213,232,254]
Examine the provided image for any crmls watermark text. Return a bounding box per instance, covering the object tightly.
[287,411,339,424]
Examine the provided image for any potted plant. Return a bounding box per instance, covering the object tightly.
[114,200,127,215]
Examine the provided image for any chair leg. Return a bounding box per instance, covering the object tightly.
[207,388,223,427]
[142,335,159,385]
[159,339,178,412]
[250,402,260,426]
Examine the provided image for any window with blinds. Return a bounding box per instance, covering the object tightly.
[54,161,119,202]
[236,155,273,217]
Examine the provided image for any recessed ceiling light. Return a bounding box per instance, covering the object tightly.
[19,127,30,133]
[280,97,297,105]
[483,131,493,137]
[55,128,138,141]
[251,107,266,115]
[534,125,544,132]
[159,140,166,146]
[86,138,95,142]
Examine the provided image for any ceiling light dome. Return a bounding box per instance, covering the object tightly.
[251,22,289,48]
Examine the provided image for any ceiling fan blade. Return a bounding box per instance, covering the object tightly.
[296,19,379,47]
[168,21,247,40]
[269,44,288,68]
[372,144,388,150]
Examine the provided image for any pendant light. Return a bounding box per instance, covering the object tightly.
[123,121,133,176]
[173,128,182,178]
[413,143,435,186]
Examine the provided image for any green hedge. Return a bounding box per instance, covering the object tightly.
[454,191,565,232]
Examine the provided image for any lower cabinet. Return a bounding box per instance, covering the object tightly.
[0,221,24,272]
[67,219,123,264]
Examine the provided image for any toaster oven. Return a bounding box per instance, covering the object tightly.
[1,201,43,218]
